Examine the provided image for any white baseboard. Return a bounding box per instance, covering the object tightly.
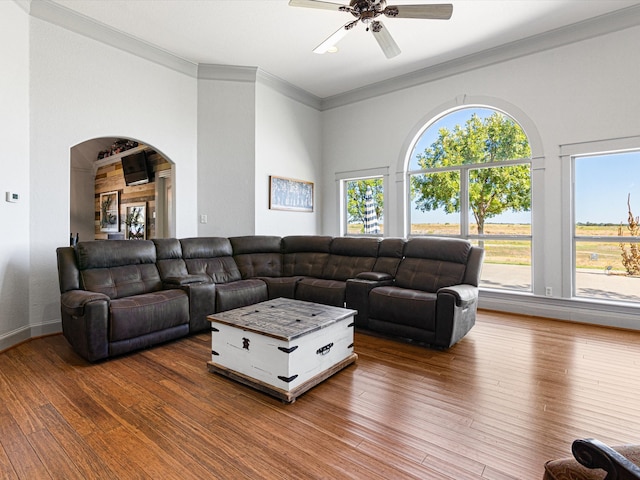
[480,290,640,331]
[0,320,62,353]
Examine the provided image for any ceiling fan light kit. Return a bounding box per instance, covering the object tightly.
[289,0,453,59]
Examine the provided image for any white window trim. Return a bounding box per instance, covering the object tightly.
[336,167,389,237]
[561,135,640,301]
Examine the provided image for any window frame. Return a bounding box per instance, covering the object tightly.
[571,148,640,303]
[336,167,389,237]
[560,136,640,302]
[405,108,533,292]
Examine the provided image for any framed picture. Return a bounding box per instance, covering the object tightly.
[99,191,119,233]
[269,176,314,212]
[124,203,146,240]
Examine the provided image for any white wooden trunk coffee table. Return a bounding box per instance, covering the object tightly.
[207,298,357,403]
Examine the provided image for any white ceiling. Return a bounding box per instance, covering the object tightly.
[49,0,640,99]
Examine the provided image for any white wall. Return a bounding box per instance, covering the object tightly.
[196,74,322,237]
[0,1,30,349]
[255,80,322,235]
[197,78,256,237]
[26,16,198,340]
[321,24,640,328]
[5,2,639,352]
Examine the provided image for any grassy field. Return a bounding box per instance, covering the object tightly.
[348,223,636,271]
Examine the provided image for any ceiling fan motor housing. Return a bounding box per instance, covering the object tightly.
[349,0,386,18]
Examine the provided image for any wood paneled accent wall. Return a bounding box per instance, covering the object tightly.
[94,150,171,240]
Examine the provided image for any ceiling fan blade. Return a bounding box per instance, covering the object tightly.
[313,21,355,54]
[371,21,400,59]
[288,0,346,11]
[384,4,453,20]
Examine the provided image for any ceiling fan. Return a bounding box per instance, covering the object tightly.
[289,0,453,59]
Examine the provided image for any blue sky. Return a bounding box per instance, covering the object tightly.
[575,152,640,225]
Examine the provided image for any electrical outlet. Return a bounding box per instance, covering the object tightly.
[545,287,552,296]
[200,214,207,224]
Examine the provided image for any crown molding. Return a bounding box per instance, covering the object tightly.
[256,70,322,111]
[320,4,640,111]
[13,0,29,14]
[23,0,640,112]
[197,64,258,83]
[197,65,322,110]
[27,0,198,77]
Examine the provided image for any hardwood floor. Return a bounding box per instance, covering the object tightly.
[2,310,640,479]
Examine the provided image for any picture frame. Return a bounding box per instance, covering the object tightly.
[269,176,314,212]
[99,191,119,233]
[124,202,146,240]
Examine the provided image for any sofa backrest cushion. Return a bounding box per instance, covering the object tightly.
[230,236,283,278]
[75,240,162,299]
[395,237,472,292]
[153,238,189,279]
[180,237,241,283]
[321,237,379,281]
[372,238,405,277]
[282,236,331,277]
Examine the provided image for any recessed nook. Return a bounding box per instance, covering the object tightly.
[70,137,175,242]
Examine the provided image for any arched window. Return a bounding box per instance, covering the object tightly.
[407,107,532,292]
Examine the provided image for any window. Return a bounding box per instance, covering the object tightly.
[345,177,384,235]
[407,107,532,291]
[573,151,640,303]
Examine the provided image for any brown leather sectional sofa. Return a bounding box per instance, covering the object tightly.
[56,235,484,362]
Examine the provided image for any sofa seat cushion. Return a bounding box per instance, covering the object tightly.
[369,286,437,331]
[296,278,346,307]
[109,289,189,342]
[215,279,268,312]
[258,276,304,300]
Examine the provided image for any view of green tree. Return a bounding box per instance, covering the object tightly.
[347,178,383,226]
[412,112,531,234]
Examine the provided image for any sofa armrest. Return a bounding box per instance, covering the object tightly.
[60,290,111,362]
[437,284,477,308]
[175,281,216,333]
[346,277,394,329]
[435,284,479,349]
[572,438,640,479]
[160,275,215,331]
[60,290,110,317]
[356,271,393,281]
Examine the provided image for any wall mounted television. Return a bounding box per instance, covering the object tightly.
[121,151,149,186]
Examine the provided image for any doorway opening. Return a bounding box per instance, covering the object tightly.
[70,137,175,242]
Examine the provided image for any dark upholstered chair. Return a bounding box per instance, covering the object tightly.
[349,236,484,349]
[544,438,640,480]
[57,240,191,362]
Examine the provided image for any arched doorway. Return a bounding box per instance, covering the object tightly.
[70,137,175,242]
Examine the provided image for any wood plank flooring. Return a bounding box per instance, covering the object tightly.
[2,310,640,479]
